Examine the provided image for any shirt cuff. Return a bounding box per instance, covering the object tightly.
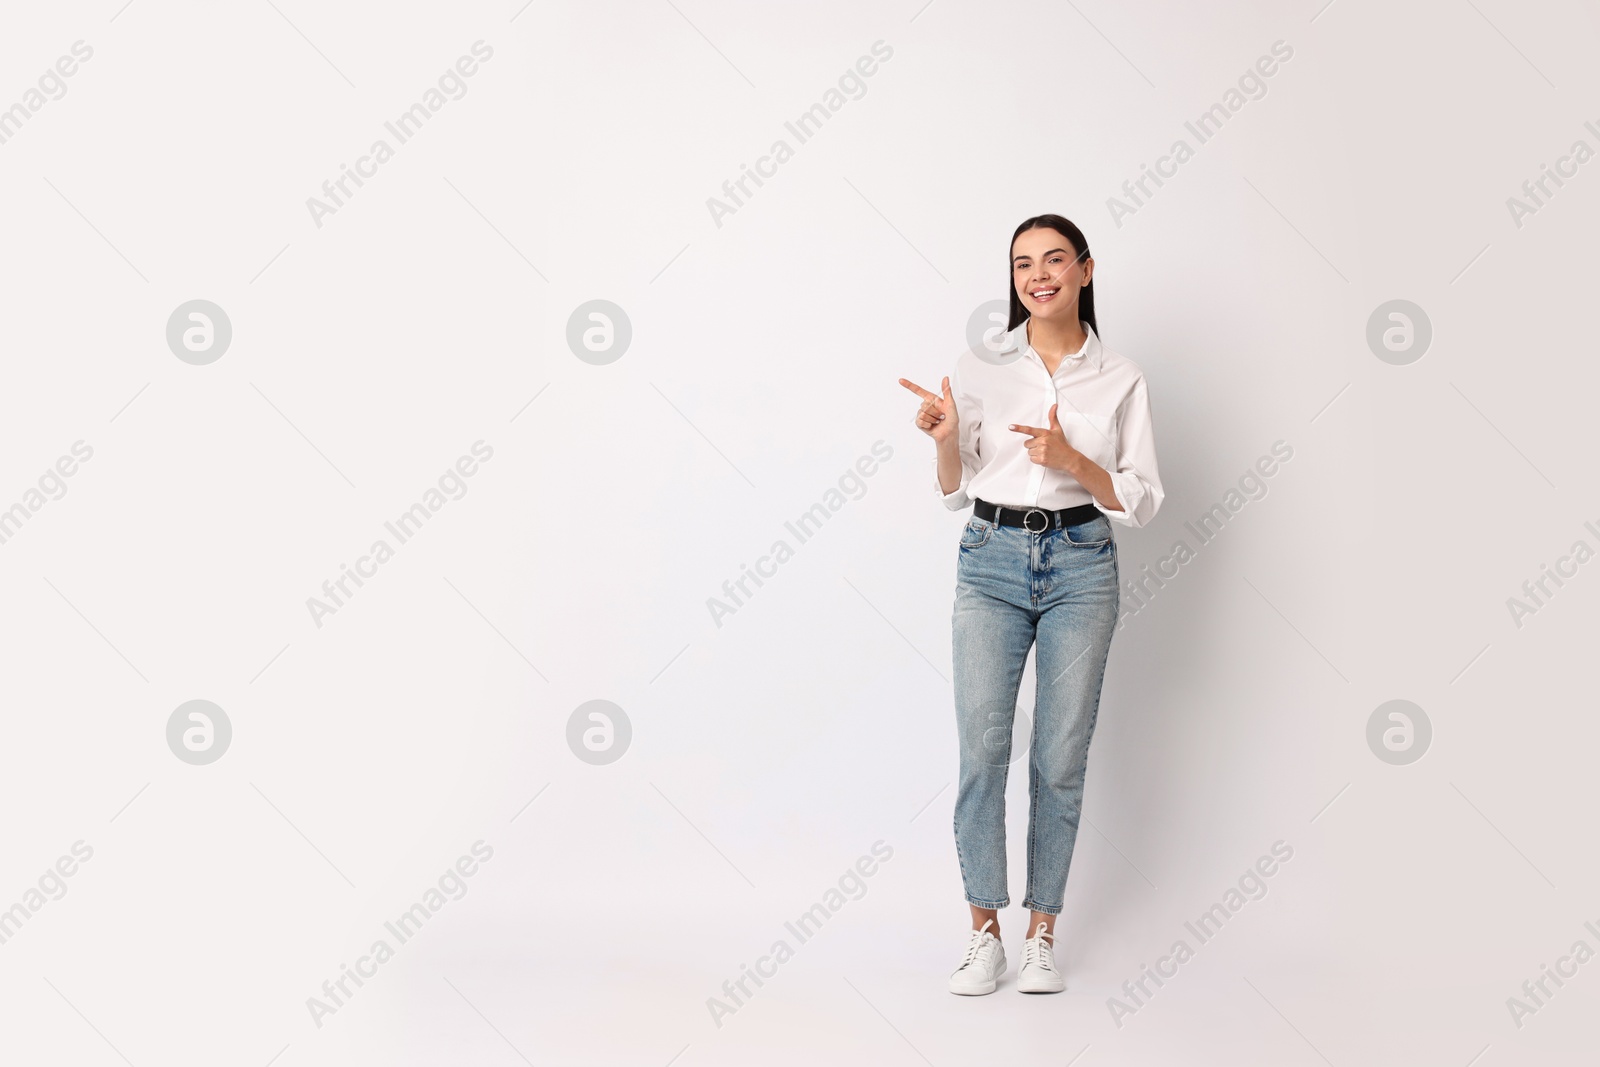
[1105,471,1151,527]
[934,457,971,510]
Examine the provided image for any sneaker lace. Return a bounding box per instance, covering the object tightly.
[1023,923,1056,971]
[959,920,998,969]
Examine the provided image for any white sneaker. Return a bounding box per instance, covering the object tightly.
[1016,921,1065,993]
[949,918,1006,995]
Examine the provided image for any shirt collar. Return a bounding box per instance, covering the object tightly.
[998,318,1102,372]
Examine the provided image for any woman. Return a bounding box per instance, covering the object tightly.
[899,214,1163,995]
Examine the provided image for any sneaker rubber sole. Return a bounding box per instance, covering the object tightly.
[1015,970,1065,993]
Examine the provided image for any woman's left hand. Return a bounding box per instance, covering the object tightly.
[1008,404,1080,473]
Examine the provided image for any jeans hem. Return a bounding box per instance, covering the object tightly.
[965,894,1009,910]
[1021,899,1063,916]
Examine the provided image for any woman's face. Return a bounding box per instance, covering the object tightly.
[1012,228,1093,324]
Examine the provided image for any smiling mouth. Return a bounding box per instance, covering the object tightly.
[1030,287,1059,302]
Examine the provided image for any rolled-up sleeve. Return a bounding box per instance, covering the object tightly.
[1103,373,1164,528]
[933,361,982,511]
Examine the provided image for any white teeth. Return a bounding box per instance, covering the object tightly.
[1032,289,1057,298]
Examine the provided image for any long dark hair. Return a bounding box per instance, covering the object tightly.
[1007,214,1097,336]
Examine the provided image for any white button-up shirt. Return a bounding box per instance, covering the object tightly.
[934,319,1164,528]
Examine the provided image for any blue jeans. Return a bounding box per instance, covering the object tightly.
[951,509,1120,915]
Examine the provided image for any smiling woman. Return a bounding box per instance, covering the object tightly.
[898,213,1164,997]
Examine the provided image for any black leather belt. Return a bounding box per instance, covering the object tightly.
[974,498,1101,533]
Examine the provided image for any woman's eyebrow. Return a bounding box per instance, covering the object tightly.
[1013,247,1069,263]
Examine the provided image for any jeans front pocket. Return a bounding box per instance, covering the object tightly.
[959,517,994,550]
[1063,514,1113,548]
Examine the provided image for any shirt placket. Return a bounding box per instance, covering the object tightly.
[1022,352,1057,507]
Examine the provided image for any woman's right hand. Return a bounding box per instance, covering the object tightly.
[899,377,958,445]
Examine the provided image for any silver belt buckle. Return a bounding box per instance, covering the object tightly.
[1022,507,1050,533]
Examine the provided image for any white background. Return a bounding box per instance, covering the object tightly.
[1,1,1597,1064]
